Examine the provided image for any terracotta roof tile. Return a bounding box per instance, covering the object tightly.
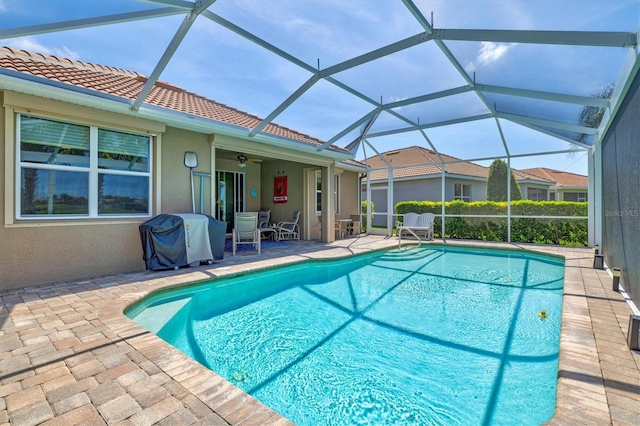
[365,146,570,186]
[365,146,489,181]
[520,167,588,188]
[512,169,554,183]
[0,46,339,150]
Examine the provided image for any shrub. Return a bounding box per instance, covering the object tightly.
[361,200,374,232]
[395,200,587,246]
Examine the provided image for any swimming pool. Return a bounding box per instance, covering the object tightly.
[127,245,565,425]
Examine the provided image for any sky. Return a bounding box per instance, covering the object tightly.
[1,0,639,176]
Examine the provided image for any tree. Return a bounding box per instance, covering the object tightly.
[486,159,522,201]
[577,83,614,143]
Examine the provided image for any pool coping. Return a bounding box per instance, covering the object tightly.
[1,236,639,425]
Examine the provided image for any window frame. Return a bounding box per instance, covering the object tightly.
[527,187,548,201]
[316,170,339,215]
[454,183,471,202]
[16,113,153,221]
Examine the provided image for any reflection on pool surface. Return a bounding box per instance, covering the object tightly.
[127,245,565,425]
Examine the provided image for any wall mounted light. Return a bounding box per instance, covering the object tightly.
[237,153,248,168]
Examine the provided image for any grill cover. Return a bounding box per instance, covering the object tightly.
[139,213,226,270]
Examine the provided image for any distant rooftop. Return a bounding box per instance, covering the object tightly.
[520,167,589,188]
[364,146,562,184]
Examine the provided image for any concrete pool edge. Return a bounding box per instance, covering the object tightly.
[109,240,619,424]
[1,236,638,425]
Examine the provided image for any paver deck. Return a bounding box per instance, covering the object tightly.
[1,236,639,425]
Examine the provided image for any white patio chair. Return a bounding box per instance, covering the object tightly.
[232,212,260,255]
[346,214,362,236]
[276,211,301,241]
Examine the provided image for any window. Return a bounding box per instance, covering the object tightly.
[18,115,151,219]
[316,171,339,214]
[527,187,548,201]
[454,183,470,202]
[563,192,588,202]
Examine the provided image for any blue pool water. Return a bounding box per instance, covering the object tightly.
[127,246,565,425]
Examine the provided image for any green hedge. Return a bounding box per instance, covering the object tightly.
[395,200,588,246]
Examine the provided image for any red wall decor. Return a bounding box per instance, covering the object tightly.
[274,176,288,203]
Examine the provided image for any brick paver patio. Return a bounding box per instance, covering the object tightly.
[1,236,639,425]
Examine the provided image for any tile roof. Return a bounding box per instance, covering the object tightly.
[0,46,339,150]
[520,167,588,188]
[364,146,558,185]
[364,146,490,181]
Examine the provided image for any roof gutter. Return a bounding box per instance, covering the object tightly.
[0,70,352,162]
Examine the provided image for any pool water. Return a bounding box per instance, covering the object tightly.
[127,246,565,425]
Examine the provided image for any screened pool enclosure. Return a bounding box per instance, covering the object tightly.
[2,1,640,302]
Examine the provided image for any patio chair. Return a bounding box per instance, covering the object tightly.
[258,209,277,240]
[232,212,260,255]
[277,211,301,241]
[347,214,362,236]
[258,209,271,228]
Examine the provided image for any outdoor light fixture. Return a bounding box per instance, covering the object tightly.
[593,244,604,269]
[237,153,248,168]
[629,314,640,350]
[612,267,621,291]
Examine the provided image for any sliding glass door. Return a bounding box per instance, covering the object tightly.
[216,171,245,233]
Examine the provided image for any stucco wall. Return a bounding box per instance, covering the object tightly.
[260,160,306,225]
[602,69,640,306]
[1,90,361,289]
[161,127,212,214]
[0,95,264,290]
[0,96,164,290]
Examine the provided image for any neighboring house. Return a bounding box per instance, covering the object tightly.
[360,146,576,226]
[0,47,363,289]
[512,169,556,201]
[520,167,589,201]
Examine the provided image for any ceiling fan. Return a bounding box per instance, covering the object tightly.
[236,153,262,168]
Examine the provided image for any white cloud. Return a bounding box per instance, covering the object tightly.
[8,37,81,60]
[477,42,512,66]
[464,60,477,74]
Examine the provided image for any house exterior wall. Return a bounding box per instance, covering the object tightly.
[161,127,213,215]
[445,178,487,202]
[1,92,165,290]
[260,160,306,225]
[601,68,640,306]
[1,91,337,290]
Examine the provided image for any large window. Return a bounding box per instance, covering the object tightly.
[316,171,339,214]
[18,115,151,219]
[527,187,548,201]
[454,183,470,202]
[563,192,587,202]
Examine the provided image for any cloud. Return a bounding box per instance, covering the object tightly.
[465,41,513,74]
[8,37,81,60]
[477,42,512,66]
